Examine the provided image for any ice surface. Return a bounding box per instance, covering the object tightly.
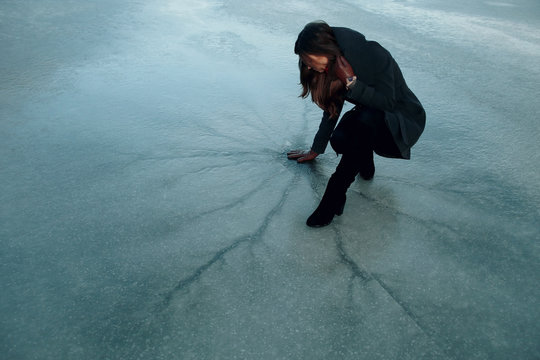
[1,0,539,359]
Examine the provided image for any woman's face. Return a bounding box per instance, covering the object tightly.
[302,54,329,73]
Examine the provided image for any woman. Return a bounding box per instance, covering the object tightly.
[288,21,426,227]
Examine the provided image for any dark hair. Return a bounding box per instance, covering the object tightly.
[294,21,345,119]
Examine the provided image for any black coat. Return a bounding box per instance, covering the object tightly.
[311,27,426,159]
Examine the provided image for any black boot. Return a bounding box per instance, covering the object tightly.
[306,174,349,227]
[306,191,346,227]
[306,154,361,227]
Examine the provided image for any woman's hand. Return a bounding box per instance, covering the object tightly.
[287,149,319,163]
[335,56,355,85]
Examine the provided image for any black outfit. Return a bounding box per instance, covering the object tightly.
[311,27,426,158]
[306,27,426,227]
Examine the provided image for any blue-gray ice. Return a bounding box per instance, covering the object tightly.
[1,0,539,359]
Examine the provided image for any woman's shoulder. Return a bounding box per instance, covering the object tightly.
[333,27,389,60]
[331,27,367,44]
[332,26,370,61]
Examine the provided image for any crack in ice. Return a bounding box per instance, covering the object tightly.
[159,170,296,309]
[334,229,371,282]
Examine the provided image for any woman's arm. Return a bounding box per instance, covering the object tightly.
[311,109,341,155]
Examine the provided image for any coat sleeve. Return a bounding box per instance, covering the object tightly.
[347,42,397,111]
[311,110,339,154]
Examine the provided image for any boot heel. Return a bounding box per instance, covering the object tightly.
[335,195,346,216]
[335,202,345,216]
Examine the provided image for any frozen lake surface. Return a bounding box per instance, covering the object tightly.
[1,0,539,359]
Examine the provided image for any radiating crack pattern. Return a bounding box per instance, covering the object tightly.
[159,166,297,309]
[331,222,450,357]
[330,189,453,357]
[158,104,327,309]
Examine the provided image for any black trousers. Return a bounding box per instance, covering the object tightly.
[327,106,403,190]
[330,106,402,158]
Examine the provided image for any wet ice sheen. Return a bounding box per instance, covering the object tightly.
[1,0,539,359]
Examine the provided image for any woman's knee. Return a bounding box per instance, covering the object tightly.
[330,129,348,154]
[331,119,373,154]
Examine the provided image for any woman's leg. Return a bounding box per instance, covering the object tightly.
[331,106,402,176]
[331,106,380,180]
[330,106,382,155]
[306,107,399,227]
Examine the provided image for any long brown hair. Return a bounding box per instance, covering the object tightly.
[294,21,345,119]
